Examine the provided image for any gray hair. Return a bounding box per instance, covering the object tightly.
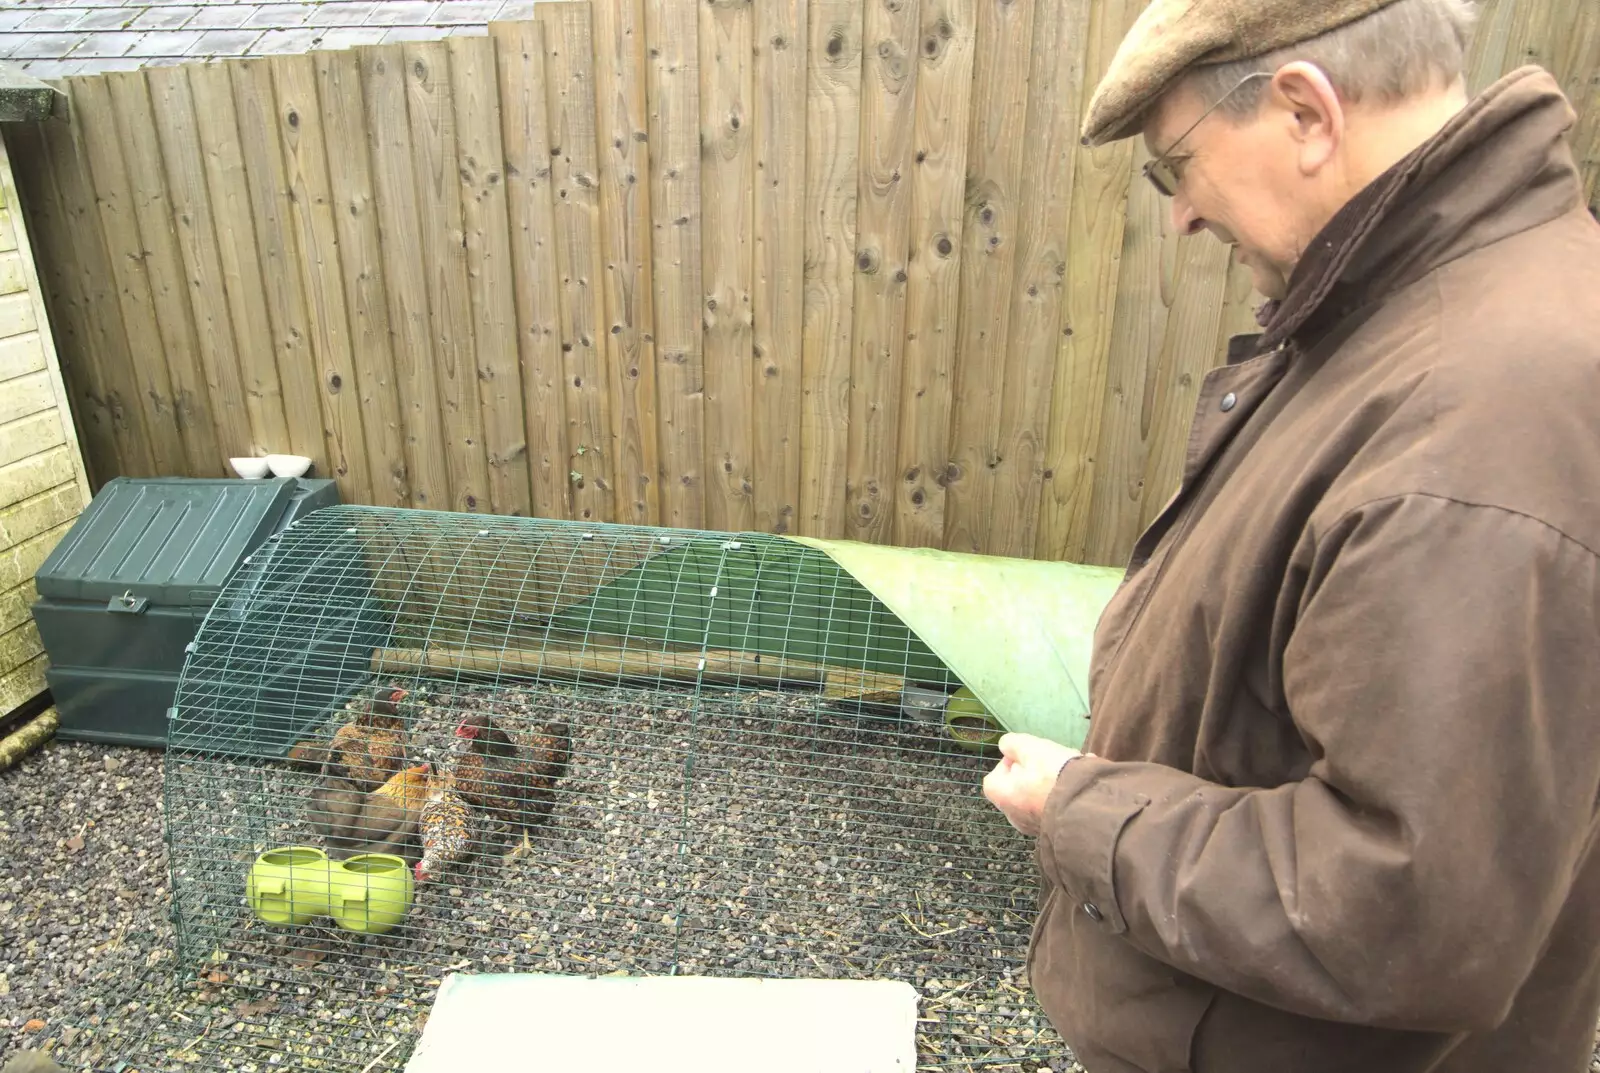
[1185,0,1480,118]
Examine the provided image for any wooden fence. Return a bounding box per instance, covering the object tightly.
[9,0,1598,567]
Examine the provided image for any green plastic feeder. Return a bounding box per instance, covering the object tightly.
[247,846,333,926]
[328,853,415,935]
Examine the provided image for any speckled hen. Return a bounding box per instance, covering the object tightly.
[451,709,571,832]
[416,771,476,884]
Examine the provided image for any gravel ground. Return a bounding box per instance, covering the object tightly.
[9,686,1597,1073]
[0,739,179,1067]
[2,681,1089,1072]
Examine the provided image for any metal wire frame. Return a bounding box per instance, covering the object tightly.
[135,505,1071,1071]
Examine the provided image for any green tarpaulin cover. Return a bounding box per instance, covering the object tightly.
[787,538,1124,751]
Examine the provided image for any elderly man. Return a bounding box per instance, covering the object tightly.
[981,0,1600,1071]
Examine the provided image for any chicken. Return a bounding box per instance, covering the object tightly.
[415,772,477,884]
[329,686,411,793]
[344,761,431,861]
[285,736,330,772]
[307,771,366,855]
[452,710,571,832]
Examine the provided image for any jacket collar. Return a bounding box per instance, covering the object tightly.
[1254,66,1583,352]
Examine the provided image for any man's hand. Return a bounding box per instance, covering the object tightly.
[982,733,1085,836]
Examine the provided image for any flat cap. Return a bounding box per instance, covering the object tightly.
[1081,0,1404,147]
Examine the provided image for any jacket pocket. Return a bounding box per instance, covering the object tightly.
[1025,882,1061,982]
[1034,910,1217,1073]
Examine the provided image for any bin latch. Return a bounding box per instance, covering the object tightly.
[108,590,149,615]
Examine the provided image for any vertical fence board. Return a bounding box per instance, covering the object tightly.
[188,62,291,463]
[844,0,920,544]
[315,50,410,508]
[67,77,188,478]
[45,95,142,480]
[1213,252,1261,357]
[449,34,533,518]
[643,0,705,531]
[105,71,222,478]
[8,122,120,482]
[699,0,756,533]
[145,67,256,466]
[591,0,662,527]
[229,59,334,478]
[491,19,572,522]
[1465,0,1519,95]
[1493,0,1556,98]
[1134,237,1232,534]
[1034,0,1139,563]
[537,2,615,524]
[987,0,1092,558]
[1549,0,1600,215]
[405,41,493,514]
[939,0,1036,552]
[752,0,808,536]
[798,0,861,539]
[1083,144,1230,563]
[1083,150,1164,566]
[271,54,371,504]
[361,45,452,510]
[892,0,974,548]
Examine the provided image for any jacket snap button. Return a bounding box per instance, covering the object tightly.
[1220,392,1237,412]
[1082,902,1103,922]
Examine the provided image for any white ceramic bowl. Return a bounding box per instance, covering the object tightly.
[265,454,312,479]
[230,457,270,479]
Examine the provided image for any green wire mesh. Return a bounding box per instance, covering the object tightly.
[152,505,1068,1071]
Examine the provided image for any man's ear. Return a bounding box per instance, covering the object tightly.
[1267,61,1344,176]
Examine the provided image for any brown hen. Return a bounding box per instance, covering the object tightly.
[344,760,431,861]
[452,710,571,832]
[329,686,411,793]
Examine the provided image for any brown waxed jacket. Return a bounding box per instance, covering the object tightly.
[1028,67,1600,1073]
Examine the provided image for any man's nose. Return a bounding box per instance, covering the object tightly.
[1171,193,1205,237]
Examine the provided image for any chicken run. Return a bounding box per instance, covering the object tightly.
[151,506,1075,1071]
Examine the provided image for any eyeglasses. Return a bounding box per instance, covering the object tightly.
[1142,71,1273,197]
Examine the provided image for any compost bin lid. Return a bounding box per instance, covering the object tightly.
[35,477,300,606]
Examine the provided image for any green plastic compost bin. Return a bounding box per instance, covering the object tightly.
[31,476,340,747]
